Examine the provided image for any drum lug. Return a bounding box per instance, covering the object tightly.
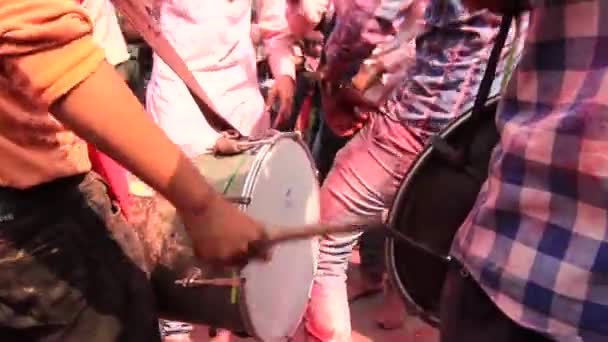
[175,277,242,287]
[225,196,252,205]
[175,266,244,287]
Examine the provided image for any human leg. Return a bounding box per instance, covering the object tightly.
[353,227,407,330]
[358,229,386,285]
[305,115,423,341]
[346,228,384,303]
[311,119,350,184]
[356,209,411,330]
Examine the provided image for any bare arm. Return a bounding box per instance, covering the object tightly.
[1,0,269,263]
[0,0,217,212]
[286,0,330,38]
[50,61,218,212]
[323,0,417,82]
[257,0,296,80]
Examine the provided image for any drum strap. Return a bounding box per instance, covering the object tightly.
[430,13,515,168]
[110,0,242,137]
[469,14,514,125]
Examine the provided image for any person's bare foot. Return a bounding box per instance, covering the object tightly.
[209,329,232,342]
[164,335,193,342]
[346,267,382,302]
[185,326,232,342]
[375,280,407,330]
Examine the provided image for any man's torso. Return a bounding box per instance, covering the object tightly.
[380,0,506,140]
[452,1,608,340]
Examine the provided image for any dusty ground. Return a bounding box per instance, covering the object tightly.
[165,251,439,342]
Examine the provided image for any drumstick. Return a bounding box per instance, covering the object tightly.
[264,221,385,244]
[262,221,451,263]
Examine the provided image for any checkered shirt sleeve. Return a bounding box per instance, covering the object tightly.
[451,1,608,341]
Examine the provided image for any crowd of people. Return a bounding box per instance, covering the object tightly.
[0,0,607,342]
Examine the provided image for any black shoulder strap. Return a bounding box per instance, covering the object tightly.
[430,13,514,168]
[469,13,514,122]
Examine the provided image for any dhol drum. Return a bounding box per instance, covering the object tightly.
[386,98,499,326]
[129,132,319,341]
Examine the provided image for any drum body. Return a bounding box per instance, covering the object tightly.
[386,100,499,325]
[129,133,319,341]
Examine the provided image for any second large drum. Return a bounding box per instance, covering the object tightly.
[386,99,499,326]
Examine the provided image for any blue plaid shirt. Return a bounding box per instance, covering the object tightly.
[325,0,511,140]
[452,1,608,341]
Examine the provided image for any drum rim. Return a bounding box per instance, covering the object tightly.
[385,96,500,327]
[241,132,318,204]
[128,134,319,340]
[238,133,320,341]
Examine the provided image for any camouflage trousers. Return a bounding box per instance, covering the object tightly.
[0,173,160,342]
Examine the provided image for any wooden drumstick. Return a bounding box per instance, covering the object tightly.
[244,221,385,259]
[260,221,449,263]
[263,221,385,245]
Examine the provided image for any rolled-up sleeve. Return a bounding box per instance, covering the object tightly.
[325,0,416,75]
[286,0,331,38]
[300,0,331,26]
[256,0,296,80]
[0,0,105,108]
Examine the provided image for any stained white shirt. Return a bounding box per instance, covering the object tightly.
[146,0,295,155]
[81,0,130,66]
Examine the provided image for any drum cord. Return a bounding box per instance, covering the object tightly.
[378,223,454,263]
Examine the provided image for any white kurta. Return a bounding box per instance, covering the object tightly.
[82,0,130,66]
[146,0,294,156]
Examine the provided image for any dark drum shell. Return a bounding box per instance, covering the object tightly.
[125,134,320,341]
[386,98,499,326]
[129,193,251,335]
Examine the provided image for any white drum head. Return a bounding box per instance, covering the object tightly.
[240,137,319,342]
